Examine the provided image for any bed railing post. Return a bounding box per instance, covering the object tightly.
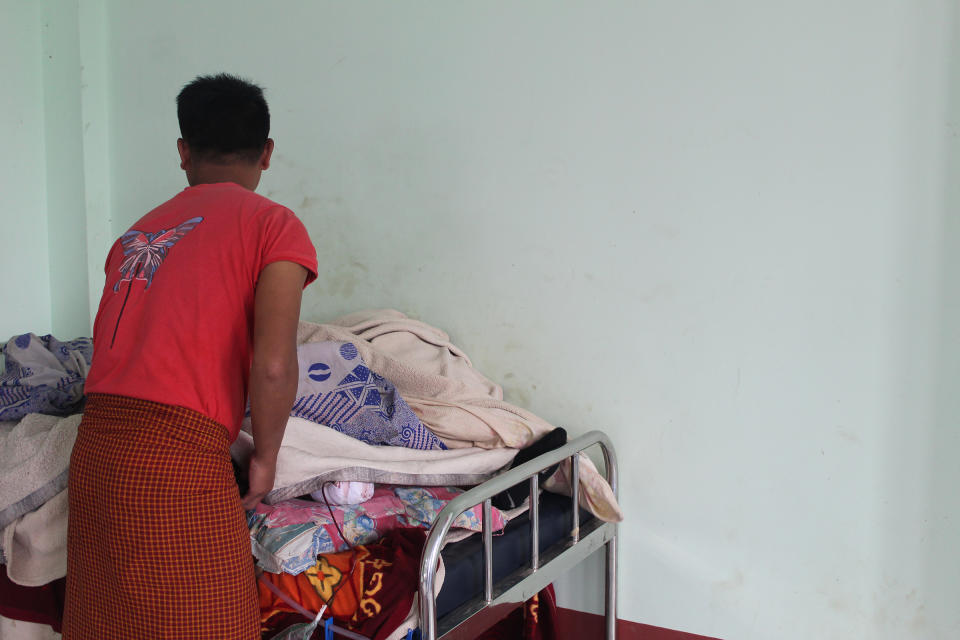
[606,533,618,639]
[601,435,618,640]
[570,453,580,542]
[483,498,494,602]
[420,509,454,640]
[529,474,539,571]
[419,541,439,640]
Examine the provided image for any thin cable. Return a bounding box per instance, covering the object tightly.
[319,481,356,551]
[318,481,361,614]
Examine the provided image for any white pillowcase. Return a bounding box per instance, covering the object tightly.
[310,481,375,505]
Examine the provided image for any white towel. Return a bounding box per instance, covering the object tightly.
[0,413,78,586]
[0,415,80,532]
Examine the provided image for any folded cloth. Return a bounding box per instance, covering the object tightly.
[0,334,92,421]
[0,414,80,533]
[231,417,517,505]
[249,486,507,575]
[250,487,407,575]
[293,341,445,450]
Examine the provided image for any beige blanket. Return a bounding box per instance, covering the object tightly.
[300,310,555,449]
[299,310,623,522]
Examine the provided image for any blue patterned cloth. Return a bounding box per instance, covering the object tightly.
[0,334,93,421]
[293,341,446,450]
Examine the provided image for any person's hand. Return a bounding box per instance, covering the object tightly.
[241,451,277,510]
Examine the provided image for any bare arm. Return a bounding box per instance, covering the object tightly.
[241,260,308,510]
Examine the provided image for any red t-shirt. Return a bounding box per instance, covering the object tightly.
[85,182,318,439]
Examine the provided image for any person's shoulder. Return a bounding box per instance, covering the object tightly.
[208,182,275,208]
[125,189,194,229]
[244,191,303,226]
[192,184,298,227]
[217,184,289,215]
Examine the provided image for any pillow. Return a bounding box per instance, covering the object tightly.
[293,341,445,450]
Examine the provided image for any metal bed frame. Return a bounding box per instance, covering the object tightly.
[418,430,619,639]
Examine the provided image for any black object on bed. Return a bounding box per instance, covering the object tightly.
[491,427,567,511]
[436,491,593,619]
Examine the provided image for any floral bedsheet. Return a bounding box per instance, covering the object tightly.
[249,485,507,575]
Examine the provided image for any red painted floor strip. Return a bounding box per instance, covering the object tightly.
[556,608,722,640]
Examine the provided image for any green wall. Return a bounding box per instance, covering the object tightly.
[41,0,91,338]
[1,2,53,339]
[0,0,112,339]
[5,1,960,638]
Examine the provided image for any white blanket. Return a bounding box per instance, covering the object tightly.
[232,417,518,504]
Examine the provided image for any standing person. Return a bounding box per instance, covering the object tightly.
[63,74,317,639]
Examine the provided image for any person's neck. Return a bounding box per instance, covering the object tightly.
[186,163,261,191]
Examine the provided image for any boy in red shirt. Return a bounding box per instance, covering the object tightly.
[64,74,317,639]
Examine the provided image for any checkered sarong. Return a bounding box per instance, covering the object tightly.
[63,394,258,639]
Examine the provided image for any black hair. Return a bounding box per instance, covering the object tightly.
[176,73,270,163]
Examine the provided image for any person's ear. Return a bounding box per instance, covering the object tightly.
[177,138,191,170]
[259,139,275,170]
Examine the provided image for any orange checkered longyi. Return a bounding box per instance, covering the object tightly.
[63,394,259,639]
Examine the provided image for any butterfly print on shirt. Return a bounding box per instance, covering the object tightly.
[110,216,203,347]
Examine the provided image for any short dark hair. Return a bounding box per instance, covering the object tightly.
[176,73,270,163]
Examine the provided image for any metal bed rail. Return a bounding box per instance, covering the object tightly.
[418,430,619,640]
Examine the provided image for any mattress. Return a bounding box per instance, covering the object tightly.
[436,491,594,618]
